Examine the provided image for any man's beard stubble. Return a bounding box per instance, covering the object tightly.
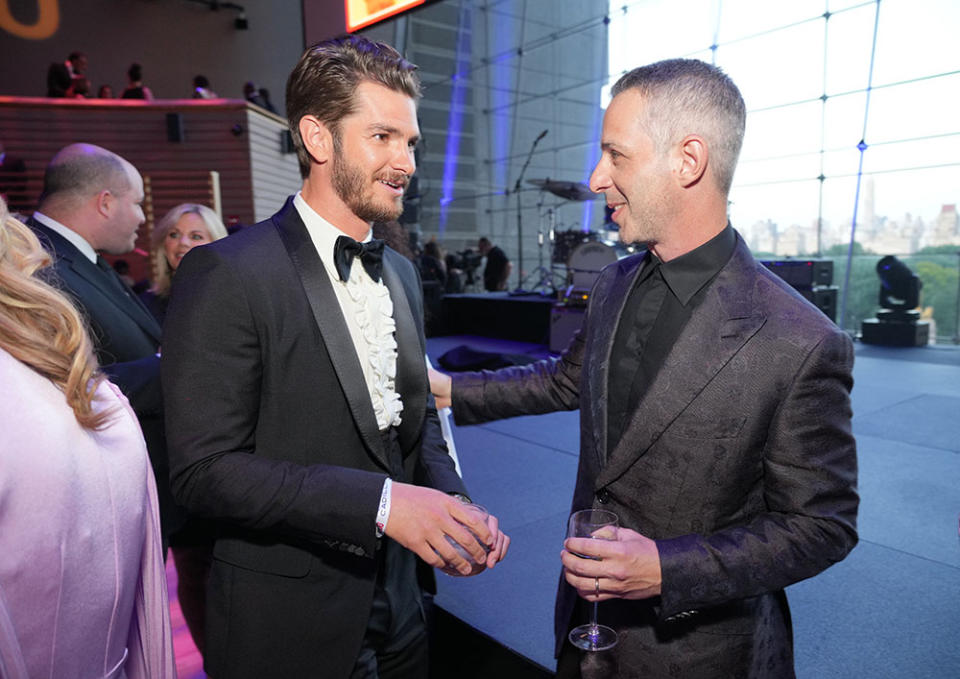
[331,147,405,224]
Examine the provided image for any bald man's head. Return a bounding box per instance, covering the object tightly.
[39,144,145,254]
[39,143,134,209]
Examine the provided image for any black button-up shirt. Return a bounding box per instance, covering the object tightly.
[606,224,737,454]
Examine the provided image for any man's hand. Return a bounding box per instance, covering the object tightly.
[561,526,662,601]
[385,482,498,575]
[483,511,511,570]
[428,366,452,410]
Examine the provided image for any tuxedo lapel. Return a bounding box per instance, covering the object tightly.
[271,203,388,469]
[587,254,646,466]
[29,219,161,342]
[597,239,766,488]
[381,250,426,453]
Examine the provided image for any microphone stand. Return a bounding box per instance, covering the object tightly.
[511,132,546,293]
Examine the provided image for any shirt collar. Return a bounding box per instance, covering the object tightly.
[293,192,373,282]
[655,223,736,306]
[32,211,98,264]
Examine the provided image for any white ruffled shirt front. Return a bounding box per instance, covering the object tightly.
[294,193,403,431]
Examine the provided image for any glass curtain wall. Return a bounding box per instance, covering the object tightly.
[607,0,960,342]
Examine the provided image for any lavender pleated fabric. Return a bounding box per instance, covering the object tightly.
[0,348,174,678]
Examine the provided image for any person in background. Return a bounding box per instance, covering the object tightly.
[192,74,217,99]
[142,202,227,657]
[141,202,227,324]
[46,51,87,97]
[258,86,277,113]
[98,84,114,98]
[0,197,174,679]
[121,63,154,100]
[27,143,183,550]
[418,239,447,289]
[432,58,858,679]
[478,236,511,291]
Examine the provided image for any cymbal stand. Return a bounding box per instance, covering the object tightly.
[511,132,547,292]
[522,204,558,294]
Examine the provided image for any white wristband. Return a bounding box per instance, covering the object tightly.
[375,478,392,538]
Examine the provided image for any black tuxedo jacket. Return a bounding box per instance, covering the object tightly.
[27,218,181,534]
[162,197,467,678]
[453,233,858,678]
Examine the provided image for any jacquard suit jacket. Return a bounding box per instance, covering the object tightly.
[162,197,467,678]
[452,232,858,678]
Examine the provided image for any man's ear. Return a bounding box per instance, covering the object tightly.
[298,115,332,166]
[675,134,708,188]
[94,189,113,219]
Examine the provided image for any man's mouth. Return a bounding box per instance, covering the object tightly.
[378,176,408,196]
[607,201,625,220]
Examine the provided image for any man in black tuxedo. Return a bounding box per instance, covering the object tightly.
[27,143,181,542]
[432,59,858,678]
[162,35,509,678]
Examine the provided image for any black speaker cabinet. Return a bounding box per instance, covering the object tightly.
[797,286,838,323]
[762,259,834,287]
[165,113,184,143]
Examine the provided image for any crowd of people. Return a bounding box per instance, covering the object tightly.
[0,33,858,679]
[43,50,277,110]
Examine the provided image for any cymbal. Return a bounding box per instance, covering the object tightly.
[527,178,597,202]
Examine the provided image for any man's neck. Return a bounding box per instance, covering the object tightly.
[33,210,98,263]
[300,179,370,241]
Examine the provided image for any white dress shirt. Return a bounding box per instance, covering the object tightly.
[293,193,403,431]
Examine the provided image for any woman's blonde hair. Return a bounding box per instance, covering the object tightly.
[0,199,114,429]
[150,203,227,297]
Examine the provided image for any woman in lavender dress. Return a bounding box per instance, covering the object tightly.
[0,199,174,679]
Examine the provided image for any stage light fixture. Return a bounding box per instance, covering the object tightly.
[876,255,921,311]
[861,255,929,346]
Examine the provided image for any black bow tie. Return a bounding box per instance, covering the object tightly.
[334,236,385,283]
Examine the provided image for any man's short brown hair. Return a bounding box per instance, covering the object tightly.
[286,34,421,178]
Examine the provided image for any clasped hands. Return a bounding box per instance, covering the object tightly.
[562,527,662,601]
[385,482,510,576]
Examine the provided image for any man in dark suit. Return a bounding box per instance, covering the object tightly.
[432,59,858,678]
[162,36,509,679]
[28,143,181,542]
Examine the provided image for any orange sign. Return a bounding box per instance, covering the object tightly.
[0,0,59,39]
[344,0,425,32]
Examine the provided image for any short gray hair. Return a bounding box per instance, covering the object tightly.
[39,143,132,206]
[612,59,746,194]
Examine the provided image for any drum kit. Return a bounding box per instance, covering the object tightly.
[521,178,618,298]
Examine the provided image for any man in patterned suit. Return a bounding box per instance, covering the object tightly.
[432,59,858,678]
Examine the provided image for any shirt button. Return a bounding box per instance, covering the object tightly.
[596,489,610,504]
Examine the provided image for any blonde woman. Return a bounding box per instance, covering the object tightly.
[141,203,227,323]
[0,199,174,678]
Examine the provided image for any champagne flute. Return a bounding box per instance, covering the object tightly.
[566,508,619,651]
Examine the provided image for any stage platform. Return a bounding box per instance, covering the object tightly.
[440,292,558,343]
[426,336,960,678]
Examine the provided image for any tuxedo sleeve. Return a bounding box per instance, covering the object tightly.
[162,246,386,558]
[656,326,859,619]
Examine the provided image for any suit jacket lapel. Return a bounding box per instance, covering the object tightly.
[381,250,426,453]
[271,201,388,469]
[597,238,766,488]
[587,254,646,466]
[29,219,161,342]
